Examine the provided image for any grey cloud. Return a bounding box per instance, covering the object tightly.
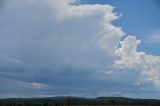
[0,0,159,98]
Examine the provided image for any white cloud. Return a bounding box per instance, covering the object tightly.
[115,36,144,69]
[17,81,49,89]
[0,78,49,89]
[0,0,125,68]
[145,30,160,44]
[0,0,126,97]
[48,0,125,54]
[134,82,141,86]
[105,70,113,74]
[115,36,160,89]
[0,77,50,98]
[0,0,160,98]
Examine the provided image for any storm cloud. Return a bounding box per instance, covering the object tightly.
[0,0,160,98]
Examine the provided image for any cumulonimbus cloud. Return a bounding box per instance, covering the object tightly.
[0,0,160,98]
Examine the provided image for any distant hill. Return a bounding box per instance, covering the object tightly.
[0,96,160,105]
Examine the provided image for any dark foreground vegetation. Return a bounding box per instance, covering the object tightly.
[0,96,160,106]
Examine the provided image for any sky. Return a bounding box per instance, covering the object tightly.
[0,0,160,99]
[81,0,160,56]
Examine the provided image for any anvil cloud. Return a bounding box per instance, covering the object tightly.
[0,0,160,98]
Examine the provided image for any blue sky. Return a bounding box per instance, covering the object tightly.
[81,0,160,55]
[0,0,160,99]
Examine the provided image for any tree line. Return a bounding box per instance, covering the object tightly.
[0,97,160,106]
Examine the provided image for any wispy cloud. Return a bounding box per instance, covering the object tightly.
[145,30,160,44]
